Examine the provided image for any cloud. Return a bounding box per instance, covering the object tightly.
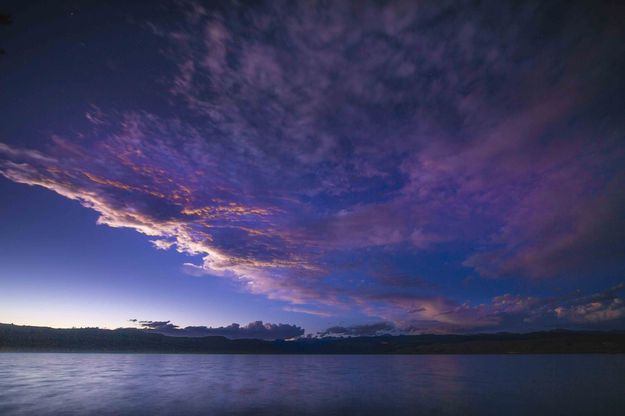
[319,322,396,337]
[463,172,625,279]
[350,284,625,334]
[1,0,625,332]
[554,299,625,323]
[360,294,500,333]
[282,306,333,318]
[481,284,625,331]
[137,320,304,340]
[550,284,625,325]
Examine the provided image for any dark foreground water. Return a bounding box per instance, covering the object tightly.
[1,353,624,416]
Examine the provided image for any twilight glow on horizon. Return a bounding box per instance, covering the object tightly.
[1,0,624,338]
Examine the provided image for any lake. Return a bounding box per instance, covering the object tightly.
[0,353,624,415]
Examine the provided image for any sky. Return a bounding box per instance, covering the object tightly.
[1,0,624,338]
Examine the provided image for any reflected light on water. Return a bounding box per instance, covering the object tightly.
[1,353,624,416]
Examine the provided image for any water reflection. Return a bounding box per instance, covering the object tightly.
[0,353,624,415]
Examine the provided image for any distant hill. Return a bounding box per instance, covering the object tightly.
[1,323,625,354]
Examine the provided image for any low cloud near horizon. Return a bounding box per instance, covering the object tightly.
[131,320,304,340]
[133,282,625,339]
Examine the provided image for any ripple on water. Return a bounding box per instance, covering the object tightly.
[0,353,624,416]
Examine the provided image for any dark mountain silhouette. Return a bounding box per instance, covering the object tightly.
[2,323,625,354]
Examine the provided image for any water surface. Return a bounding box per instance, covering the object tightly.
[1,353,624,415]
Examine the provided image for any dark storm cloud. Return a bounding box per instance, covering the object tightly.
[137,320,304,340]
[1,0,625,332]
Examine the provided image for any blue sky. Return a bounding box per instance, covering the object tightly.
[1,0,624,337]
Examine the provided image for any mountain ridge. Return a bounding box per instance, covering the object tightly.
[2,323,625,354]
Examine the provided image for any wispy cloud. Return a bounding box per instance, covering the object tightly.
[282,307,333,318]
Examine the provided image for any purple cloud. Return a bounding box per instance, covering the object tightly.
[1,1,624,332]
[319,322,396,337]
[136,320,304,340]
